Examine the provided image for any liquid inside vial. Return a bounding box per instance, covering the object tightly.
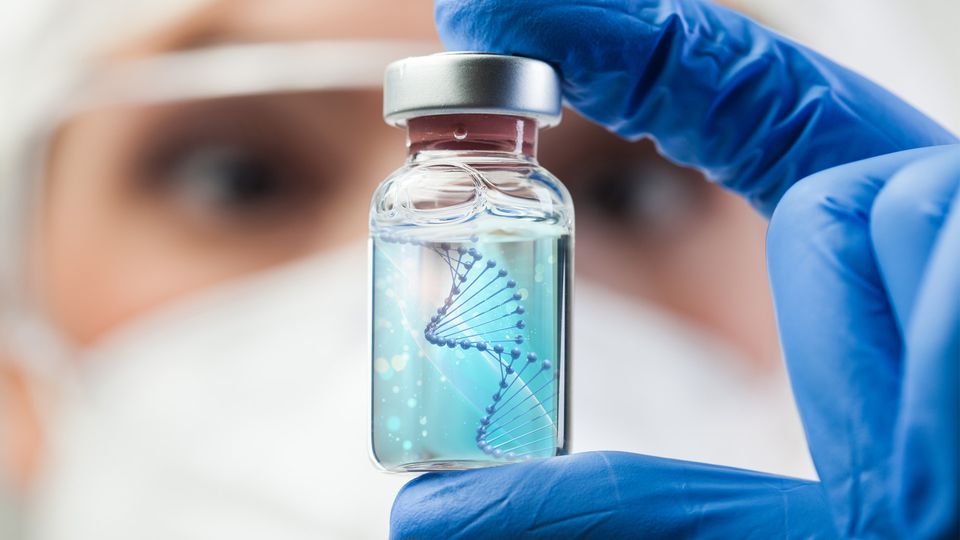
[371,225,569,471]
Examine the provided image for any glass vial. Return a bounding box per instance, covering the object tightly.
[370,53,573,471]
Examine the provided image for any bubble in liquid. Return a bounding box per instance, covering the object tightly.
[403,440,413,450]
[387,416,401,431]
[453,125,468,140]
[391,354,409,371]
[407,398,418,408]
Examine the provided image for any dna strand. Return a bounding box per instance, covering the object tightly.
[418,240,557,461]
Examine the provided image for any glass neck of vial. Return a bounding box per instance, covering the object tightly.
[406,114,538,161]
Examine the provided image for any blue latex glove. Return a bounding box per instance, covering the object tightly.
[390,0,960,538]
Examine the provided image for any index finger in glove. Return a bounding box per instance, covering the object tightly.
[436,0,956,216]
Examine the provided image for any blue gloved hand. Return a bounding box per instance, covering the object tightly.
[389,0,960,538]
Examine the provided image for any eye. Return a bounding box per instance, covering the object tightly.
[139,139,320,227]
[571,158,706,232]
[164,145,287,211]
[124,97,339,231]
[578,162,637,219]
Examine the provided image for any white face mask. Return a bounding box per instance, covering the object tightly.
[24,242,407,540]
[571,282,815,479]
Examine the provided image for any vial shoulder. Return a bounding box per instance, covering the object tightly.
[370,155,573,235]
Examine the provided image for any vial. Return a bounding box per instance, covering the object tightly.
[370,53,572,471]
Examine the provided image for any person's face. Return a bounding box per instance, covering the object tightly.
[5,0,777,491]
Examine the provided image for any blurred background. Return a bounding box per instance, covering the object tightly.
[0,1,957,538]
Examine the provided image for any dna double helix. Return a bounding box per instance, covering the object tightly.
[378,231,558,461]
[419,240,557,461]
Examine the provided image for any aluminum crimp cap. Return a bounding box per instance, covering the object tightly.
[383,52,562,128]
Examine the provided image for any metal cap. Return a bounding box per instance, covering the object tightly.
[383,52,562,128]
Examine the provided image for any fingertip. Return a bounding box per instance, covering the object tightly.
[435,0,505,52]
[389,465,530,538]
[766,166,846,268]
[389,472,446,539]
[870,145,960,329]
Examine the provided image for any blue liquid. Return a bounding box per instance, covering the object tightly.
[371,230,570,471]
